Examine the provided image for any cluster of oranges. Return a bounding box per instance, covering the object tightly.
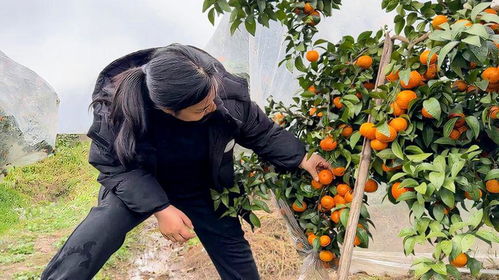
[359,117,408,151]
[432,9,499,33]
[294,2,321,26]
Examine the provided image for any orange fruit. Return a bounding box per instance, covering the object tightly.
[419,50,438,65]
[391,182,411,200]
[453,80,467,91]
[432,15,448,29]
[332,167,346,177]
[320,137,337,151]
[331,210,341,223]
[363,82,375,90]
[390,102,405,116]
[370,139,388,151]
[375,125,397,143]
[490,106,499,119]
[311,179,323,190]
[389,118,408,132]
[457,125,468,134]
[449,129,461,140]
[337,184,351,196]
[482,67,499,83]
[308,85,317,93]
[486,179,499,193]
[382,161,402,172]
[334,194,347,205]
[306,50,319,62]
[272,112,285,124]
[456,19,472,27]
[357,223,365,229]
[355,55,373,69]
[320,195,335,209]
[318,169,334,185]
[308,233,318,245]
[365,179,378,193]
[353,235,361,246]
[333,96,343,109]
[344,191,353,203]
[304,2,314,14]
[319,250,335,262]
[466,85,478,93]
[469,62,478,69]
[386,70,399,81]
[421,108,433,119]
[360,122,377,140]
[400,71,423,89]
[449,113,466,127]
[424,63,438,80]
[339,124,353,137]
[292,201,307,212]
[464,189,482,200]
[319,235,331,247]
[487,81,499,92]
[395,90,418,109]
[309,107,318,116]
[450,253,468,267]
[317,112,324,117]
[355,92,363,98]
[484,8,497,15]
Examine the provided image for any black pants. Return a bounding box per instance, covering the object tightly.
[40,185,260,280]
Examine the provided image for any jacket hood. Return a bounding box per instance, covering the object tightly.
[91,45,250,103]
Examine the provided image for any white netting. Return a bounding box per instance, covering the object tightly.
[0,50,59,170]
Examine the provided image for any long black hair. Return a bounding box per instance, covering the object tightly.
[89,44,222,166]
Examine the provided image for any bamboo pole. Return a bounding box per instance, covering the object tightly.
[337,33,394,280]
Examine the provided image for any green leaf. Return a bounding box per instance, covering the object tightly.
[407,153,432,162]
[451,160,465,178]
[399,68,411,85]
[468,209,483,229]
[465,116,480,139]
[462,35,482,47]
[295,56,308,72]
[392,140,404,159]
[485,169,499,180]
[437,41,459,70]
[202,0,215,12]
[249,212,261,228]
[471,2,493,21]
[475,229,499,243]
[217,0,231,12]
[429,172,445,190]
[464,24,490,39]
[349,131,362,149]
[395,15,405,35]
[376,121,391,138]
[449,222,467,235]
[412,201,425,218]
[340,208,350,227]
[440,188,455,208]
[415,182,427,195]
[414,262,432,277]
[404,237,416,255]
[440,240,452,255]
[468,258,482,276]
[423,98,442,120]
[433,203,445,221]
[245,15,256,36]
[461,234,476,252]
[431,262,447,275]
[208,8,216,25]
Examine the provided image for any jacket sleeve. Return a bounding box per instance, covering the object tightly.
[87,107,170,214]
[235,100,306,171]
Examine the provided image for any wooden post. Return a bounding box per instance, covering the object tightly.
[337,33,394,280]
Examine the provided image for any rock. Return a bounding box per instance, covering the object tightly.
[0,50,59,171]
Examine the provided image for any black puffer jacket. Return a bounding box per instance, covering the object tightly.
[87,45,306,214]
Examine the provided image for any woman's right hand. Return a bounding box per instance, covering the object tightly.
[154,205,196,243]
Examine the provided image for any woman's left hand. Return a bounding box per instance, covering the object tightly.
[299,153,333,181]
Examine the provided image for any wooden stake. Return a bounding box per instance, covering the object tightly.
[337,33,394,280]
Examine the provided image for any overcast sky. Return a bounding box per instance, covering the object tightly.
[1,0,391,134]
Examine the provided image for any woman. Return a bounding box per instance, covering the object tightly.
[41,43,332,280]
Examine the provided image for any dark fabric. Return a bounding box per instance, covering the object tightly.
[149,108,214,200]
[41,185,260,280]
[86,45,306,216]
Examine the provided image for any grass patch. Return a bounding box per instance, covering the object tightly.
[0,134,145,279]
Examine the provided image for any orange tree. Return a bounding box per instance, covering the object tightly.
[204,0,499,278]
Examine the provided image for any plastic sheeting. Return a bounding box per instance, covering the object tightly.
[204,5,499,278]
[0,50,59,171]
